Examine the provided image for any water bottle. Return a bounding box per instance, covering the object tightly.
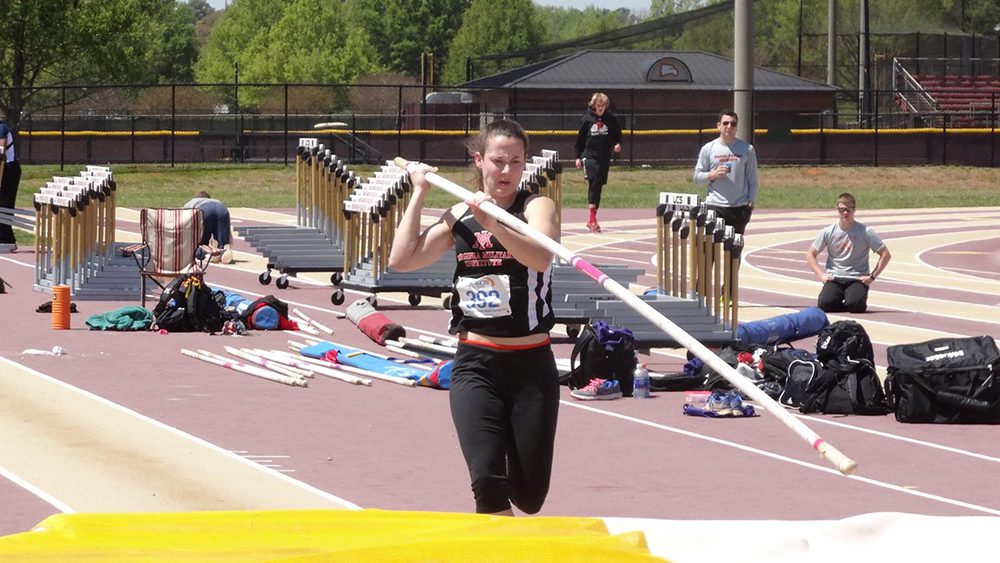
[632,363,650,399]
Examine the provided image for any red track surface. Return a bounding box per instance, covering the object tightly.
[1,205,999,543]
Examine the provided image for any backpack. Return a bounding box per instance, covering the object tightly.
[151,274,225,333]
[798,359,891,415]
[815,320,874,364]
[567,320,638,396]
[762,346,816,400]
[779,358,824,408]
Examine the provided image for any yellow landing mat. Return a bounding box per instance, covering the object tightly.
[0,509,661,562]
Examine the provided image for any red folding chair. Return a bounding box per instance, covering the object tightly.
[128,208,219,307]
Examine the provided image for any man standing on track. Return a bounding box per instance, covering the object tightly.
[806,192,891,313]
[574,92,622,233]
[693,110,758,235]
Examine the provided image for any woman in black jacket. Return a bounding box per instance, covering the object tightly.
[574,92,622,233]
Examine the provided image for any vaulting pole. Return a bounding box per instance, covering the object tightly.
[394,157,857,476]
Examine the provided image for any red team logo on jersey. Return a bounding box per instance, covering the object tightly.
[473,230,493,250]
[833,234,853,254]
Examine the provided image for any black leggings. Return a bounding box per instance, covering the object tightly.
[0,160,21,243]
[583,158,610,208]
[449,341,560,514]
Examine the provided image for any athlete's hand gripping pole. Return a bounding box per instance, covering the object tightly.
[393,157,857,476]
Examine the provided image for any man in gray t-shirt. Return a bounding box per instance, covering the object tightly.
[805,193,891,313]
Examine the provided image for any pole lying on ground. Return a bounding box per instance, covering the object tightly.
[393,157,858,476]
[292,307,335,334]
[285,341,417,387]
[224,346,313,380]
[182,349,307,387]
[260,347,374,386]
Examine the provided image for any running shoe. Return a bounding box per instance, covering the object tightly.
[591,221,602,233]
[570,378,622,400]
[725,390,747,417]
[704,390,733,415]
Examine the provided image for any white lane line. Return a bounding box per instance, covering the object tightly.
[562,400,1000,516]
[0,356,361,511]
[792,415,1000,464]
[0,465,76,514]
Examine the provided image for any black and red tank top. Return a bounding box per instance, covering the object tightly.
[448,190,554,337]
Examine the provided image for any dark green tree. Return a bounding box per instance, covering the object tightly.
[350,0,470,79]
[0,0,199,129]
[194,0,293,84]
[535,6,633,45]
[442,0,545,84]
[188,0,217,20]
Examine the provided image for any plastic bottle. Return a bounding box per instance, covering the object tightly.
[632,363,650,399]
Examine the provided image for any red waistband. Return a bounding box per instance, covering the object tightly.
[459,336,551,351]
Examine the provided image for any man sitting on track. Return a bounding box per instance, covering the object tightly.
[806,192,891,313]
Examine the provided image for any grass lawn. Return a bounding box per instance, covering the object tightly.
[10,162,997,246]
[13,161,1000,215]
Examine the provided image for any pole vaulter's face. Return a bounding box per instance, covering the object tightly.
[475,135,526,206]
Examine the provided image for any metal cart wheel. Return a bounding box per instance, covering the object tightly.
[331,290,345,305]
[276,275,290,290]
[258,271,272,286]
[408,293,421,307]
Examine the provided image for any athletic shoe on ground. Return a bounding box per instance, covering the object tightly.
[725,390,746,417]
[571,378,622,400]
[705,391,733,416]
[592,222,602,233]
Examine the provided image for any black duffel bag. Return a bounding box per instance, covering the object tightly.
[885,336,1000,424]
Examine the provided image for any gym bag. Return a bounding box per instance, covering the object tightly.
[798,358,890,415]
[567,320,637,395]
[761,346,816,400]
[885,336,1000,424]
[779,358,823,408]
[815,320,874,364]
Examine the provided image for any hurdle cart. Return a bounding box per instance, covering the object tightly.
[236,139,348,289]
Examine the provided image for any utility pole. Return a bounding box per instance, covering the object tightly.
[827,0,837,86]
[734,0,754,142]
[858,0,872,126]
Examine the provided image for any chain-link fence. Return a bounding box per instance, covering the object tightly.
[6,68,998,168]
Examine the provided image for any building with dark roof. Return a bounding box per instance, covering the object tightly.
[458,50,838,131]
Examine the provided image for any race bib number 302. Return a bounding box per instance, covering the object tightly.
[455,274,512,318]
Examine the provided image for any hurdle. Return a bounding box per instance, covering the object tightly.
[235,139,347,289]
[636,191,741,348]
[548,193,735,349]
[331,161,453,307]
[331,150,565,309]
[31,167,138,300]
